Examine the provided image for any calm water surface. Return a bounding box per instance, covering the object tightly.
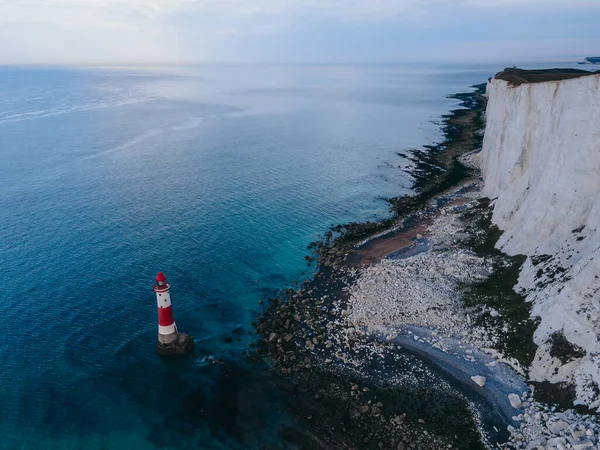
[0,62,578,449]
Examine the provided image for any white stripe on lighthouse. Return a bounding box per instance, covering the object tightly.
[159,323,177,335]
[156,291,172,308]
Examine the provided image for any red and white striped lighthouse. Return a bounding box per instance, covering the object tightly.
[152,272,194,356]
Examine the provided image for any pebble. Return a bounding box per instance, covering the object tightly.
[508,393,522,409]
[547,420,569,434]
[572,441,593,450]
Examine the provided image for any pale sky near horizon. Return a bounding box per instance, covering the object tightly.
[0,0,598,65]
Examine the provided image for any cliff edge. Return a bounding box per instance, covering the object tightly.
[481,68,600,409]
[581,57,600,65]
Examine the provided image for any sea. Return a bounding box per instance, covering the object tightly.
[0,61,585,449]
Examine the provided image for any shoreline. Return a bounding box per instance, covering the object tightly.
[253,81,598,449]
[255,84,495,449]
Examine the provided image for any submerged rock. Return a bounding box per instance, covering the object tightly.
[470,375,486,387]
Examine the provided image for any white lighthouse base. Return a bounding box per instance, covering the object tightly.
[157,333,194,356]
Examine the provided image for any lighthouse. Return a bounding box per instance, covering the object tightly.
[152,272,194,356]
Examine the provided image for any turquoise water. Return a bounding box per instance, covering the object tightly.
[0,63,573,449]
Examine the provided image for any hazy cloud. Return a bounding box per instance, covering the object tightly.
[0,0,598,63]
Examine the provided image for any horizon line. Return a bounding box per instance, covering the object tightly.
[0,56,591,69]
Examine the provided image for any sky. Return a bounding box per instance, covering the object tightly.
[0,0,598,64]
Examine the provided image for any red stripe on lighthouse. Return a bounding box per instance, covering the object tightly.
[158,306,175,326]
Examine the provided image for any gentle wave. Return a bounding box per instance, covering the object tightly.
[0,96,160,124]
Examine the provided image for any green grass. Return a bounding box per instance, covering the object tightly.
[460,198,539,367]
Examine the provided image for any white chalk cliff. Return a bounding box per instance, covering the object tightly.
[480,71,600,409]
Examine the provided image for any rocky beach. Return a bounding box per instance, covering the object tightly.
[254,69,600,449]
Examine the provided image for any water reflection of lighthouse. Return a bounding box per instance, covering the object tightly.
[152,272,194,356]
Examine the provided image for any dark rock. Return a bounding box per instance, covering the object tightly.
[549,331,586,363]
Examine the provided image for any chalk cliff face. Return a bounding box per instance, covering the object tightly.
[480,71,600,409]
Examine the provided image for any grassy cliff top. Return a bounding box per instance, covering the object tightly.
[495,67,600,86]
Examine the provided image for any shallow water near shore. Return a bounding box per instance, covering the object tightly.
[0,62,588,449]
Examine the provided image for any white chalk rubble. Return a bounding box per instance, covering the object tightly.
[346,194,499,352]
[502,392,600,450]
